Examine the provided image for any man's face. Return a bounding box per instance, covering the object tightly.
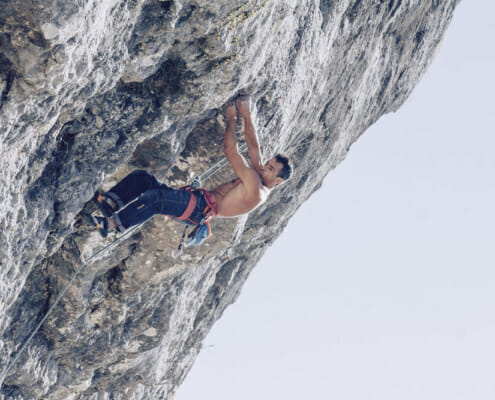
[260,158,284,187]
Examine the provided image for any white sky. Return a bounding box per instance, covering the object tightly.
[176,2,495,399]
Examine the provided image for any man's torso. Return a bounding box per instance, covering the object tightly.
[211,177,268,217]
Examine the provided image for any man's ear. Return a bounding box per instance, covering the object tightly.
[275,177,284,186]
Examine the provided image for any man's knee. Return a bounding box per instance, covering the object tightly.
[130,169,161,187]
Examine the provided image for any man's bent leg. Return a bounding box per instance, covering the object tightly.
[106,170,165,210]
[111,186,192,231]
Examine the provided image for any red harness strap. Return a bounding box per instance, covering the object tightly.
[176,191,197,221]
[196,188,218,217]
[173,186,218,223]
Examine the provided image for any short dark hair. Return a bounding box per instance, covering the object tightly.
[275,154,292,181]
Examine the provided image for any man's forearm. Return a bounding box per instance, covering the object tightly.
[233,95,262,168]
[243,113,262,170]
[243,113,259,149]
[235,96,259,149]
[224,118,237,153]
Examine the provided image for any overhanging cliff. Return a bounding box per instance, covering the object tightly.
[0,1,459,399]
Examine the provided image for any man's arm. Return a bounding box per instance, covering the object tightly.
[236,96,263,173]
[223,101,261,195]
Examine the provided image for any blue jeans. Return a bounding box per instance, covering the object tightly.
[107,170,207,230]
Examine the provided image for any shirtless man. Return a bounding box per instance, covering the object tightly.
[212,96,291,217]
[91,95,292,242]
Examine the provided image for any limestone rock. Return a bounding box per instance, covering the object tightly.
[0,0,459,399]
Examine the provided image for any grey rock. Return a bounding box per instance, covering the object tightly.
[0,0,459,399]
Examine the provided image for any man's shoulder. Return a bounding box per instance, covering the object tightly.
[241,168,263,194]
[236,166,260,184]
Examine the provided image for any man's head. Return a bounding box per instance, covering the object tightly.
[260,154,292,188]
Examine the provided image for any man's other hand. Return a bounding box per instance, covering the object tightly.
[224,100,237,122]
[236,95,250,117]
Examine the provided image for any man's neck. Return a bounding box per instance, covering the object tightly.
[257,171,269,189]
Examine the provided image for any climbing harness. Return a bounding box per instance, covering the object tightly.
[171,214,210,258]
[171,149,245,258]
[0,96,283,384]
[0,142,248,383]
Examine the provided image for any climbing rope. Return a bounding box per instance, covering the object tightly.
[191,142,248,188]
[0,144,247,384]
[0,97,282,384]
[1,143,250,382]
[0,220,148,383]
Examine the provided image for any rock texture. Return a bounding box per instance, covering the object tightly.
[0,0,459,399]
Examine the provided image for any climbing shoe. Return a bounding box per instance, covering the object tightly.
[92,192,117,217]
[88,214,109,238]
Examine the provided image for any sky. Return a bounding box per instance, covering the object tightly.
[176,2,495,399]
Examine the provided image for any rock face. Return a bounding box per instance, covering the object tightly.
[0,0,459,398]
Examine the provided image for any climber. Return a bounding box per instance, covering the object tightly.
[90,95,292,244]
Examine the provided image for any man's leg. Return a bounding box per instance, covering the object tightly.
[109,186,192,231]
[102,170,165,211]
